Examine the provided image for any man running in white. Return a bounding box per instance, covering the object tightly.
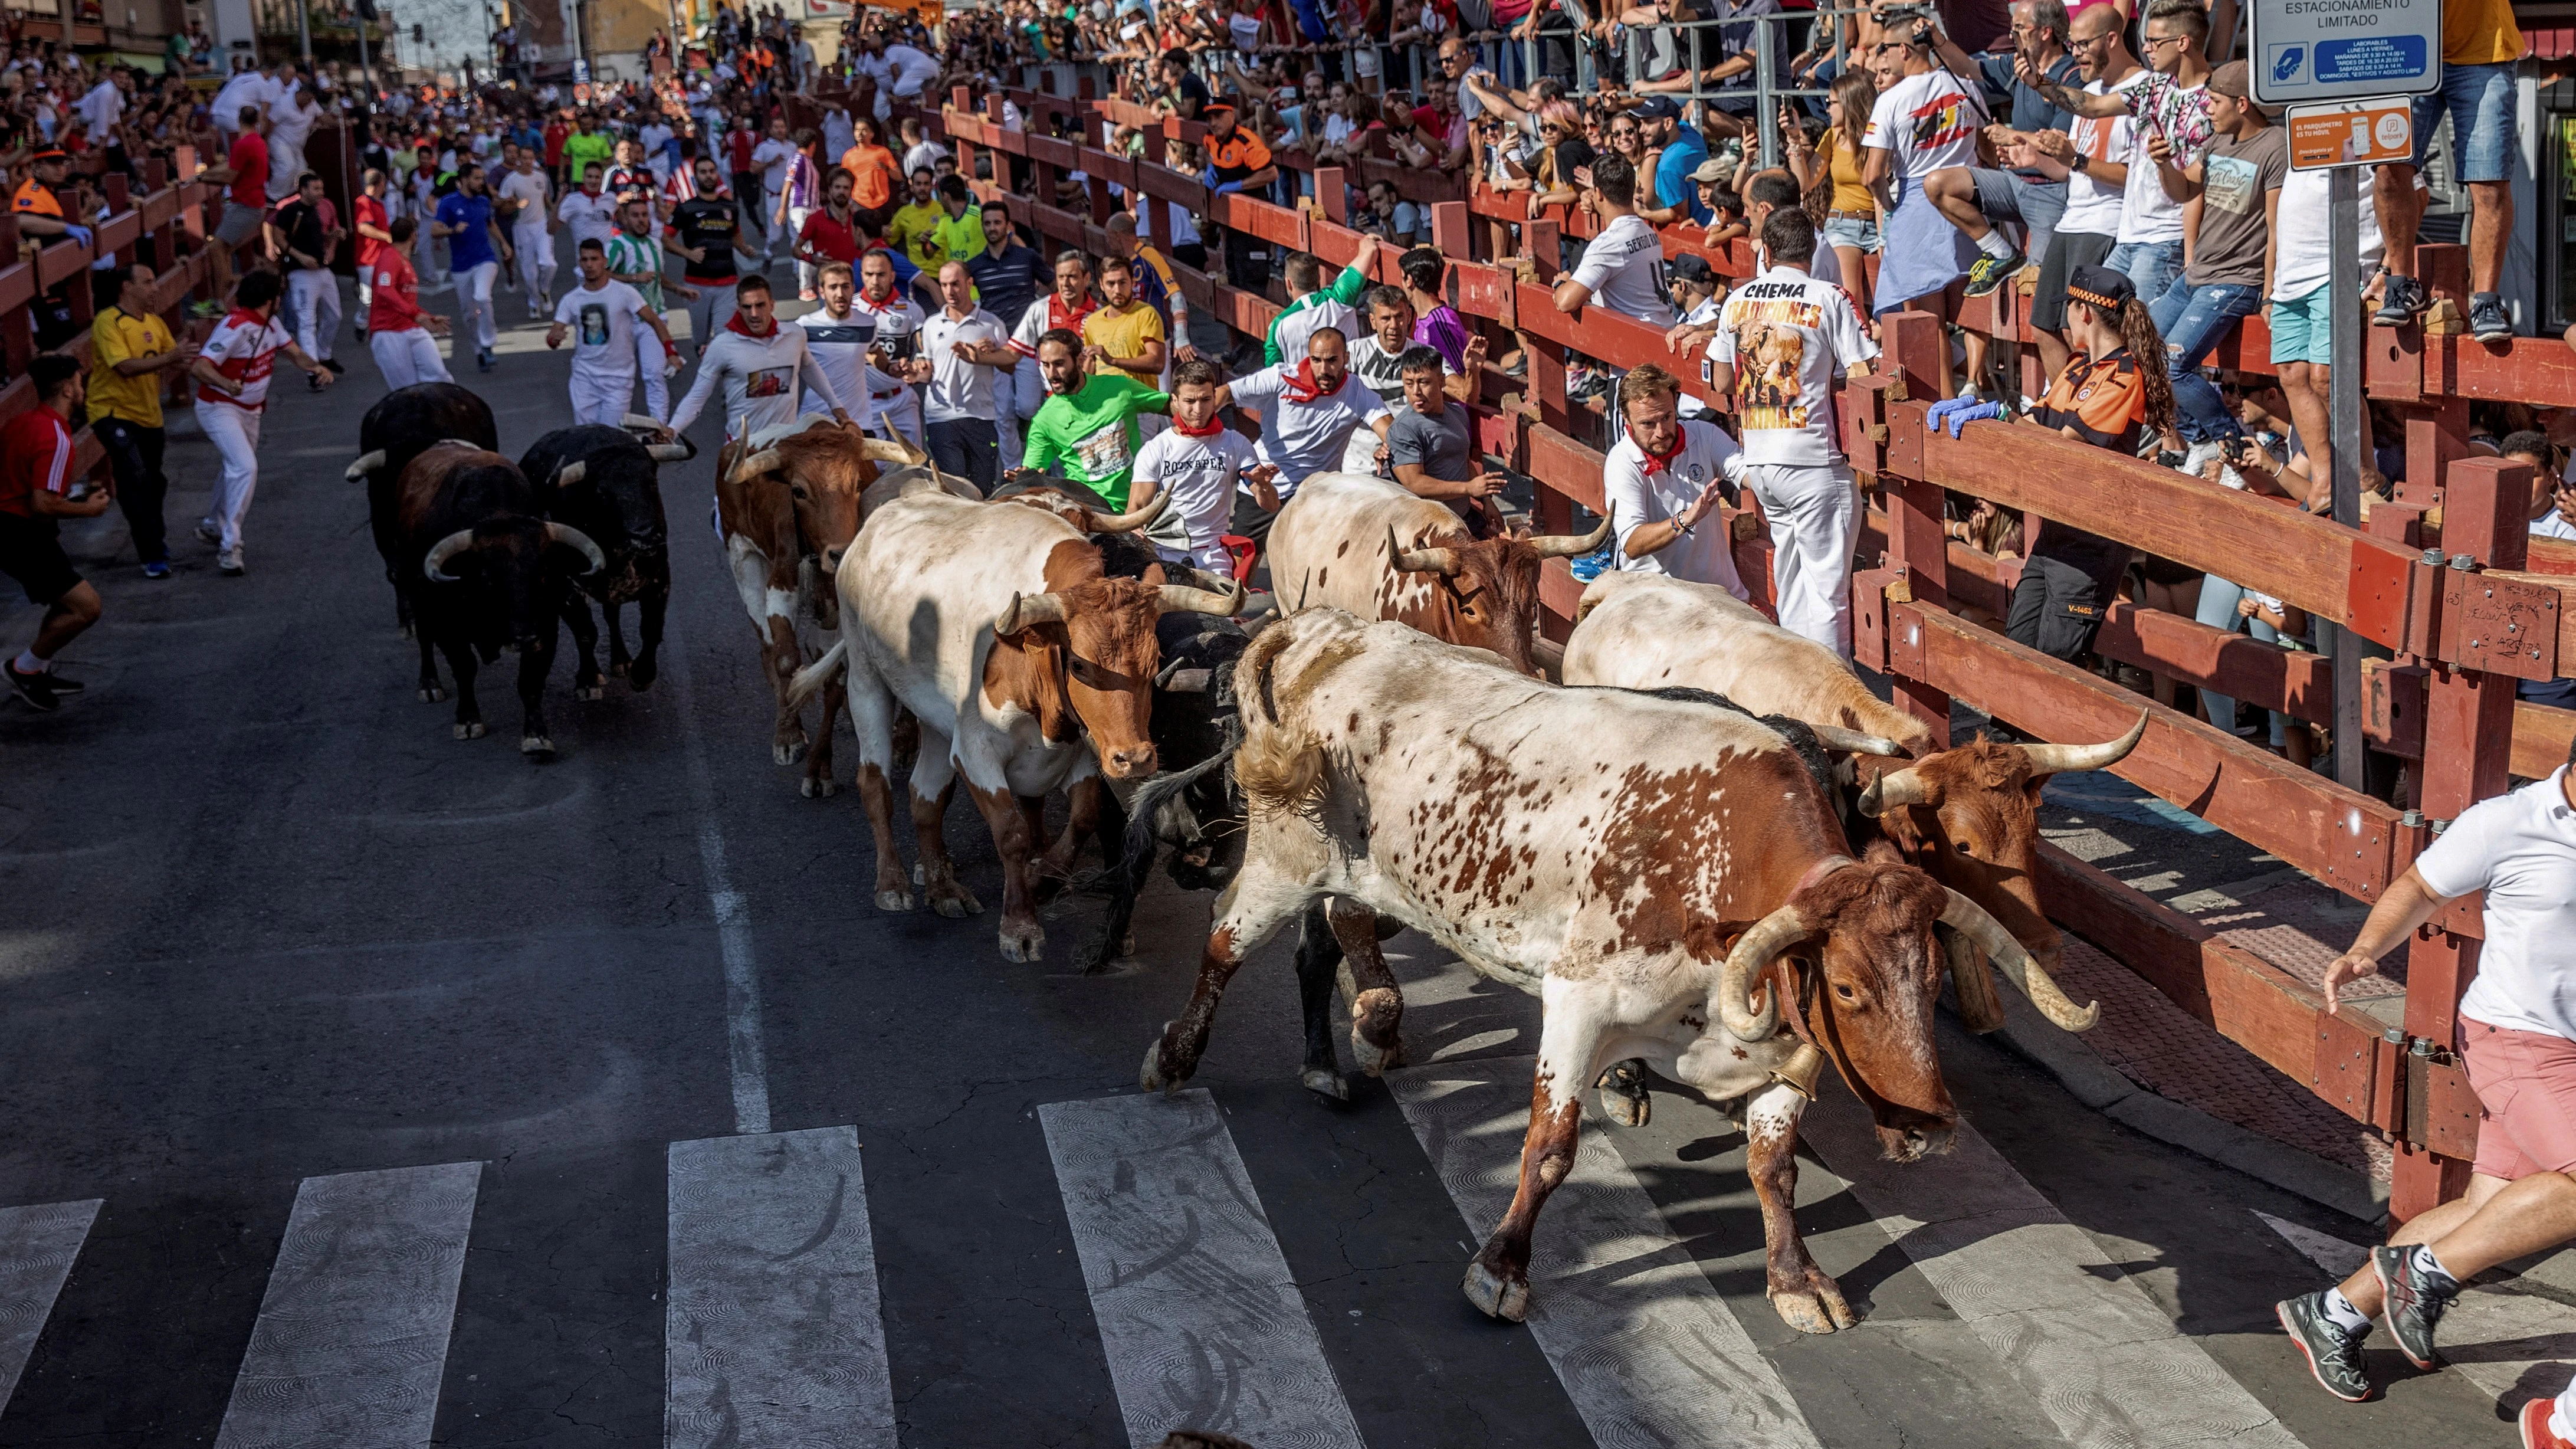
[793,261,880,438]
[556,160,618,267]
[367,216,452,386]
[189,268,333,575]
[848,248,926,444]
[1216,326,1393,540]
[1602,362,1751,596]
[547,238,678,426]
[665,272,850,442]
[498,144,555,317]
[1130,355,1275,572]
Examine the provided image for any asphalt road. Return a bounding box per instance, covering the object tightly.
[0,253,2553,1448]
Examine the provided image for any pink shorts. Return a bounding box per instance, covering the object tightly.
[2462,1016,2576,1181]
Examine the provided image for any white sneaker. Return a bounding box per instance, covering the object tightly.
[195,520,221,545]
[217,547,244,575]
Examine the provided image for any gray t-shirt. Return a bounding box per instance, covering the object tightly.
[2185,124,2287,290]
[1389,402,1474,483]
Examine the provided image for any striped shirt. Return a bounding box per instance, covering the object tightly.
[605,227,667,312]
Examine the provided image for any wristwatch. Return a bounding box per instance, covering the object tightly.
[2069,150,2089,174]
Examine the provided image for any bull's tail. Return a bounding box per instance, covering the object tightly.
[1115,742,1238,880]
[783,639,848,710]
[1230,624,1327,815]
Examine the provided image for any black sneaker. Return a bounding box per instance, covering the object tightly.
[2374,273,2429,327]
[2373,1244,2458,1369]
[2277,1291,2373,1401]
[38,670,81,694]
[2470,293,2514,345]
[4,662,60,712]
[321,358,346,375]
[1965,246,2026,298]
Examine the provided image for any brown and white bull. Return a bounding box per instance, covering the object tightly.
[1140,609,2099,1332]
[1264,472,1607,676]
[1564,571,2146,999]
[785,483,1243,962]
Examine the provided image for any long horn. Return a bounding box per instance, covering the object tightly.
[344,448,386,481]
[1386,524,1461,576]
[552,460,587,488]
[1940,887,2099,1031]
[1858,763,1932,816]
[1525,513,1614,559]
[727,447,787,484]
[2016,710,2150,778]
[1716,903,1809,1043]
[645,443,692,461]
[545,522,608,574]
[861,436,927,467]
[422,528,478,582]
[618,412,667,432]
[995,591,1068,635]
[1810,724,1908,757]
[1157,576,1246,618]
[1090,489,1173,534]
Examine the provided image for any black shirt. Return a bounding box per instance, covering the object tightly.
[271,197,328,269]
[672,195,740,282]
[966,241,1046,329]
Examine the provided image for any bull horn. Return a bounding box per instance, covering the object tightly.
[344,448,386,481]
[618,412,667,432]
[544,522,608,574]
[1940,887,2098,1031]
[551,460,587,488]
[727,447,787,484]
[1858,763,1933,817]
[1157,576,1246,618]
[861,437,927,467]
[645,443,693,462]
[1090,489,1172,534]
[422,528,478,582]
[1810,724,1908,757]
[1386,524,1462,577]
[1160,666,1212,693]
[1525,514,1614,559]
[1716,902,1809,1043]
[995,591,1068,635]
[2016,710,2150,779]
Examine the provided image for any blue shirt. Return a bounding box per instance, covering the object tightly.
[1656,127,1712,226]
[436,192,498,269]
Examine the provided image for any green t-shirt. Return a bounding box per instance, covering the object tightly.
[1261,261,1371,365]
[1022,374,1170,509]
[930,205,986,271]
[563,130,615,178]
[605,228,665,311]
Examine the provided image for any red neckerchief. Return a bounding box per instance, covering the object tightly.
[1048,292,1095,331]
[856,287,904,315]
[1172,414,1225,438]
[1281,358,1337,406]
[1639,422,1689,477]
[725,311,776,339]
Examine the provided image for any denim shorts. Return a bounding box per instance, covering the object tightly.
[1822,214,1881,254]
[2413,61,2516,182]
[2268,284,2334,365]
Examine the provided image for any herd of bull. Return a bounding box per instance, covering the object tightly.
[340,383,2150,1334]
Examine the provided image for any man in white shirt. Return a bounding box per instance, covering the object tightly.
[556,162,618,256]
[666,272,849,441]
[75,69,123,139]
[1216,327,1394,530]
[1601,362,1749,597]
[750,116,798,261]
[842,250,926,444]
[1550,153,1674,327]
[211,59,280,137]
[1131,356,1275,572]
[1862,13,1983,360]
[498,147,555,316]
[2278,748,2576,1417]
[547,238,678,426]
[1698,211,1878,656]
[917,260,1015,487]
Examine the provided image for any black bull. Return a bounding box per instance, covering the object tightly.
[520,424,692,695]
[349,383,499,644]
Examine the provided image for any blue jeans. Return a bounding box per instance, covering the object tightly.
[2105,238,2184,310]
[2147,275,2262,446]
[2412,61,2516,182]
[2194,576,2285,748]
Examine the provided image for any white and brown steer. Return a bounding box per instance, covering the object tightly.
[788,483,1243,962]
[1141,609,2100,1332]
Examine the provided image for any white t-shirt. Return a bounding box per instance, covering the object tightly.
[1862,68,1980,182]
[1133,425,1258,569]
[882,44,940,96]
[852,287,925,395]
[2057,77,2137,238]
[195,307,296,411]
[212,70,280,129]
[1570,212,1675,327]
[903,138,951,176]
[753,136,796,197]
[795,305,880,429]
[2416,768,2576,1042]
[2272,164,2385,302]
[1706,265,1877,468]
[75,80,121,136]
[498,167,551,233]
[1225,363,1392,497]
[2116,75,2191,245]
[1603,419,1751,595]
[920,306,1009,423]
[554,280,650,382]
[556,188,619,251]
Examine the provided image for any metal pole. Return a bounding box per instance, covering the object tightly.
[1755,13,1777,169]
[2327,162,2365,791]
[297,0,311,65]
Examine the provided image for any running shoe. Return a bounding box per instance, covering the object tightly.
[477,348,496,372]
[321,358,346,375]
[2276,1291,2373,1402]
[1965,245,2026,298]
[217,547,245,576]
[195,520,221,546]
[2373,1244,2458,1369]
[142,559,170,579]
[40,670,81,694]
[2374,273,2429,327]
[4,662,60,711]
[2470,293,2514,344]
[2524,1396,2576,1449]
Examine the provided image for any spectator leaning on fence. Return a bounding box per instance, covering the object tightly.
[87,263,189,581]
[1602,361,1750,598]
[2372,0,2523,342]
[1552,154,1675,328]
[0,354,104,712]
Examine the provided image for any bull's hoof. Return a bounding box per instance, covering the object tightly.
[874,887,917,911]
[1140,1037,1169,1094]
[574,683,605,702]
[1301,1066,1351,1104]
[1349,988,1406,1077]
[929,879,982,918]
[452,721,486,740]
[800,772,838,799]
[419,684,448,703]
[1768,1280,1858,1335]
[399,622,415,641]
[773,740,808,765]
[1597,1061,1652,1128]
[911,863,926,886]
[520,735,555,756]
[997,920,1045,962]
[1462,1260,1530,1323]
[609,658,630,677]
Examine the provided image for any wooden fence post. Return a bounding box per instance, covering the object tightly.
[1429,200,1471,261]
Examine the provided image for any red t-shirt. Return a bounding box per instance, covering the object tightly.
[728,128,756,173]
[227,132,268,208]
[798,208,862,265]
[368,247,424,333]
[354,193,389,267]
[543,122,569,166]
[0,406,74,518]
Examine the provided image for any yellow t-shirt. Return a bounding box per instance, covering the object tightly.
[2443,0,2525,65]
[887,200,948,273]
[1081,301,1167,378]
[1826,129,1872,215]
[88,305,173,429]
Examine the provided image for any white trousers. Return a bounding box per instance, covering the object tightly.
[513,221,555,306]
[871,389,923,448]
[1744,460,1860,660]
[456,260,500,351]
[370,327,451,388]
[195,401,262,552]
[287,268,339,362]
[632,314,669,418]
[570,368,636,427]
[784,204,814,285]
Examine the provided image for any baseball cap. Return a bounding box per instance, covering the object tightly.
[1629,96,1681,121]
[1667,253,1715,288]
[2065,263,2135,312]
[2206,60,2251,99]
[1689,155,1737,185]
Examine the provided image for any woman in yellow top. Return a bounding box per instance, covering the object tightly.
[1783,71,1879,315]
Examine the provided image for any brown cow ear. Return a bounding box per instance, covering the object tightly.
[1142,562,1169,585]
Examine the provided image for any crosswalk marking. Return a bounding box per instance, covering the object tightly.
[0,1199,99,1412]
[1040,1090,1367,1449]
[1389,1059,1824,1449]
[665,1126,897,1449]
[212,1161,481,1449]
[1797,1091,2306,1448]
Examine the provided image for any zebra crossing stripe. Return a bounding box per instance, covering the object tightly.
[1040,1090,1367,1449]
[1389,1060,1824,1449]
[1797,1091,2306,1449]
[212,1162,482,1449]
[0,1199,100,1412]
[666,1126,897,1449]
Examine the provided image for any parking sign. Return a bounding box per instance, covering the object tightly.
[2250,0,2442,106]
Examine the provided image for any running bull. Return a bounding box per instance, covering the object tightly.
[522,421,691,696]
[346,382,499,645]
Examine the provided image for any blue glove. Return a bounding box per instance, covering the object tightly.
[1200,163,1223,189]
[1213,180,1244,196]
[1943,401,2006,438]
[61,224,91,251]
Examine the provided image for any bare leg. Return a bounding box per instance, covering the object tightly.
[2034,326,2072,385]
[2341,1172,2576,1316]
[2375,162,2423,277]
[2468,181,2511,296]
[1745,1081,1856,1332]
